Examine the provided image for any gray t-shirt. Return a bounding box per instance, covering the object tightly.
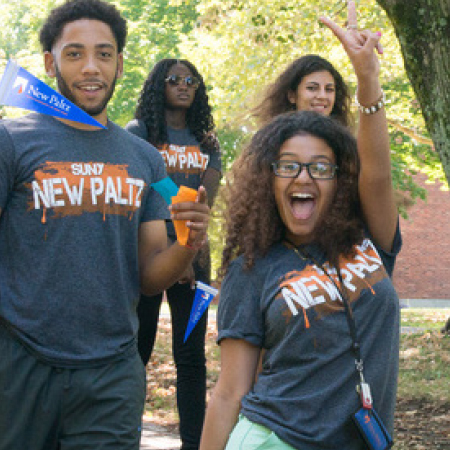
[125,119,222,240]
[218,230,401,450]
[0,113,169,367]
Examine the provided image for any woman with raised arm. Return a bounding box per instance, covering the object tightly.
[199,3,399,450]
[252,0,397,252]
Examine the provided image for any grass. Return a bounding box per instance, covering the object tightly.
[400,307,449,330]
[395,308,450,449]
[143,307,450,447]
[398,309,450,399]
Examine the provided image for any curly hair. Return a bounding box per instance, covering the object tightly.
[252,55,353,128]
[39,0,127,53]
[218,111,364,279]
[134,58,219,154]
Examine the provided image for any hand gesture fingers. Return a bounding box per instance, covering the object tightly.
[364,30,383,56]
[319,1,358,50]
[346,0,358,31]
[319,1,382,79]
[320,2,369,51]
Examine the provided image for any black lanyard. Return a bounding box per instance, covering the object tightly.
[284,239,373,409]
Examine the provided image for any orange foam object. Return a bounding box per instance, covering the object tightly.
[171,186,198,246]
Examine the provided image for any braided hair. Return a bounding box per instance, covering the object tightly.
[135,58,218,153]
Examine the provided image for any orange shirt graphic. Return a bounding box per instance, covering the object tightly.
[28,161,146,222]
[278,241,388,327]
[159,144,209,176]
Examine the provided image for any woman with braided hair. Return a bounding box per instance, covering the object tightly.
[126,58,221,450]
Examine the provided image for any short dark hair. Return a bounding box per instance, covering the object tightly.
[39,0,127,53]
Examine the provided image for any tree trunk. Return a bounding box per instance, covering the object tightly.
[376,0,450,184]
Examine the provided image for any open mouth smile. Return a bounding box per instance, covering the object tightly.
[290,192,316,220]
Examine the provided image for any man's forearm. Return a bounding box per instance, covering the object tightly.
[140,241,198,296]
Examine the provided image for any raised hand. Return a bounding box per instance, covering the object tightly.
[319,1,382,81]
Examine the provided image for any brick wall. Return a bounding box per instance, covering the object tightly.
[393,174,450,299]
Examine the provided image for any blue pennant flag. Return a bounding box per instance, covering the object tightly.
[151,177,180,204]
[0,59,105,128]
[184,281,218,343]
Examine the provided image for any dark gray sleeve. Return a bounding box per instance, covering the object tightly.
[125,119,148,141]
[139,142,170,223]
[0,125,15,209]
[217,259,264,347]
[374,219,402,277]
[206,145,222,173]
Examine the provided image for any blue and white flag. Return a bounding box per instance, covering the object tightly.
[184,281,218,343]
[0,59,105,128]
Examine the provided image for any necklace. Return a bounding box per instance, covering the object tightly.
[289,245,308,261]
[283,238,315,263]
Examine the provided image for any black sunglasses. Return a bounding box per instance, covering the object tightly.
[165,74,200,89]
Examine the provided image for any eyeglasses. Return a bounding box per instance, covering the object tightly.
[271,161,338,180]
[165,74,200,90]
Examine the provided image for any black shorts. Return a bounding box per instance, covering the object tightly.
[0,324,146,450]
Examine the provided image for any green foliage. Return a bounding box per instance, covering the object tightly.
[179,0,446,192]
[377,0,450,184]
[0,0,446,197]
[109,0,200,125]
[2,0,447,276]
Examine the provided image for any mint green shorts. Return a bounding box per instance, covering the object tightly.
[225,415,296,450]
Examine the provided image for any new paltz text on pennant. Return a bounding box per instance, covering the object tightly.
[0,60,105,129]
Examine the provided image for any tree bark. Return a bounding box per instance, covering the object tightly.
[377,0,450,184]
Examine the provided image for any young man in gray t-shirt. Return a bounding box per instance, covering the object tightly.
[0,1,210,449]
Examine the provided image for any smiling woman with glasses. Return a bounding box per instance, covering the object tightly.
[200,3,401,450]
[126,58,222,450]
[201,110,401,450]
[271,160,338,179]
